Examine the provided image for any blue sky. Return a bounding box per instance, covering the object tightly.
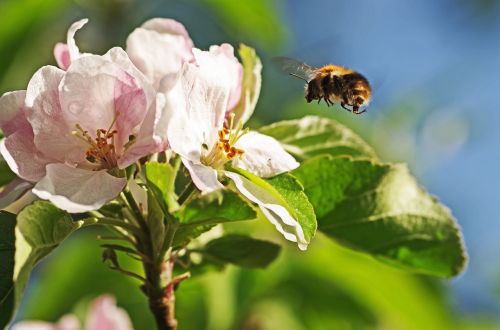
[285,0,500,314]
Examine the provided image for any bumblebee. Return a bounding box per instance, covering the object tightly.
[273,57,372,114]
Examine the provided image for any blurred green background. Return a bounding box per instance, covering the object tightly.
[2,0,499,329]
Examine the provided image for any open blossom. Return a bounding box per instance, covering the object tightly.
[12,295,133,330]
[125,18,242,111]
[163,46,309,250]
[0,47,163,213]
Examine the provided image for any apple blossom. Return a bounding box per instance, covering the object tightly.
[11,295,133,330]
[125,17,242,111]
[0,47,164,213]
[164,46,309,250]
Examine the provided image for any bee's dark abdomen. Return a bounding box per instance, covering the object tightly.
[321,74,343,103]
[343,72,368,84]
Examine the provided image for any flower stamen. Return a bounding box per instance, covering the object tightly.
[72,113,121,169]
[201,115,247,169]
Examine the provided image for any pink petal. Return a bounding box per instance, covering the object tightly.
[126,18,194,88]
[183,159,223,193]
[0,90,30,135]
[232,131,299,178]
[103,47,155,99]
[25,65,87,164]
[54,43,71,70]
[0,178,32,210]
[0,127,50,182]
[118,100,165,168]
[32,164,126,213]
[95,48,158,156]
[113,84,147,151]
[85,295,133,330]
[53,18,89,70]
[141,18,193,43]
[59,55,148,154]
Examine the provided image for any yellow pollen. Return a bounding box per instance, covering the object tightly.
[201,114,247,169]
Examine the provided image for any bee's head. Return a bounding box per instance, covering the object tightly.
[351,96,371,114]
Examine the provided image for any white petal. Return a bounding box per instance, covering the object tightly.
[183,159,223,193]
[205,44,242,111]
[164,46,240,160]
[32,164,126,213]
[11,322,61,330]
[192,47,237,128]
[11,315,80,330]
[67,19,89,62]
[225,171,308,250]
[126,18,194,88]
[233,131,299,178]
[165,62,226,162]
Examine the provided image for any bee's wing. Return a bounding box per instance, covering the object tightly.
[271,56,317,82]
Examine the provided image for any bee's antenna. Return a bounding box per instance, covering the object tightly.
[289,73,309,82]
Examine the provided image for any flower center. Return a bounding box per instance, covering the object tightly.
[72,113,120,170]
[201,113,248,169]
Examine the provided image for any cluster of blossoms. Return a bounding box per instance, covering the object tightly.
[0,18,308,249]
[13,295,133,330]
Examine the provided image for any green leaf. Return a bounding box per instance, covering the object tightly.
[0,201,82,328]
[202,235,281,268]
[230,167,317,247]
[173,224,216,248]
[178,190,256,227]
[259,115,377,161]
[232,44,262,124]
[292,155,467,277]
[0,211,16,329]
[145,162,179,213]
[0,160,16,188]
[173,191,256,248]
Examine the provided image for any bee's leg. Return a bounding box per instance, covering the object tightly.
[341,102,352,112]
[353,106,366,115]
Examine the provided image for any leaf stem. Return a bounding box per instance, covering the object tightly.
[178,181,197,205]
